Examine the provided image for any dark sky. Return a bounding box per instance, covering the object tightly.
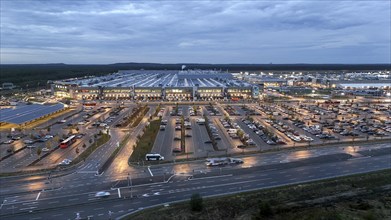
[1,0,390,64]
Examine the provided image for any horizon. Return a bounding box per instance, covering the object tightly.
[1,1,390,64]
[1,62,391,66]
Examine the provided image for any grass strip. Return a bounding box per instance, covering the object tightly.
[125,169,391,220]
[128,119,161,164]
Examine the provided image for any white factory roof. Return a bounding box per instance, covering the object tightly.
[55,70,252,88]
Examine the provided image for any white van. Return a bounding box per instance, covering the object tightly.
[227,129,237,134]
[145,153,164,161]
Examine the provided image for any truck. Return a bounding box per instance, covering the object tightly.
[205,157,243,166]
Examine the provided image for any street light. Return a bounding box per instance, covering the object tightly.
[128,173,132,198]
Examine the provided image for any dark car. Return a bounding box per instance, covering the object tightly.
[172,147,182,153]
[237,145,246,149]
[204,140,212,144]
[11,136,21,140]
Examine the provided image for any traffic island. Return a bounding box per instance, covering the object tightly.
[128,118,162,165]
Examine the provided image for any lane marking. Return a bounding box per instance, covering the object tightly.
[0,200,6,210]
[148,166,154,176]
[20,206,37,211]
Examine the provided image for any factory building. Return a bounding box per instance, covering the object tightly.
[52,70,260,101]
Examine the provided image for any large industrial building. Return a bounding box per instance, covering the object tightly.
[52,70,260,101]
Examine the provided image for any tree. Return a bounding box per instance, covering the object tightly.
[190,193,203,212]
[75,126,80,133]
[253,201,273,219]
[45,140,52,149]
[47,126,51,133]
[82,143,87,148]
[75,147,80,154]
[53,136,60,144]
[37,147,42,158]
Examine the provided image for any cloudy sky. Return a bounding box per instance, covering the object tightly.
[1,0,390,64]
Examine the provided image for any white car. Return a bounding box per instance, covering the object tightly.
[44,135,54,139]
[95,191,110,198]
[26,145,36,148]
[24,140,34,144]
[42,148,50,152]
[59,158,72,165]
[3,140,14,144]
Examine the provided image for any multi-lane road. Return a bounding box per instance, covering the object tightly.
[0,141,389,220]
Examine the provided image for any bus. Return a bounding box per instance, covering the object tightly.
[145,153,164,161]
[60,135,76,149]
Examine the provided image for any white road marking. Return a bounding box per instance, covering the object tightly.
[118,188,121,198]
[148,166,154,176]
[36,192,41,201]
[19,206,37,211]
[52,213,63,217]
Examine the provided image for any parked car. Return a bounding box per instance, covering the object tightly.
[3,140,14,144]
[172,147,182,153]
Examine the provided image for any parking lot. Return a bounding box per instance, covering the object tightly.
[2,101,390,168]
[0,103,132,171]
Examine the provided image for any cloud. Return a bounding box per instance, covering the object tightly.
[0,0,390,64]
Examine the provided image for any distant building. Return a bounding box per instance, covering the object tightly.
[2,82,16,90]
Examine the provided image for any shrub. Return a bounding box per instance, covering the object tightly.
[190,193,203,212]
[253,201,273,219]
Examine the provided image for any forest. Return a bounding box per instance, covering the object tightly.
[1,63,389,89]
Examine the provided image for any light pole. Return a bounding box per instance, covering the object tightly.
[128,173,132,198]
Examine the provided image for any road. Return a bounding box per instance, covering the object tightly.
[0,142,389,219]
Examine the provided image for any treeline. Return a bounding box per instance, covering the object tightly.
[1,63,389,89]
[0,64,119,89]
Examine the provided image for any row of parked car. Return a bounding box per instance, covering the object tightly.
[223,105,240,116]
[206,119,222,142]
[170,106,183,116]
[189,106,200,116]
[244,119,285,145]
[241,105,261,116]
[265,119,316,142]
[205,105,222,116]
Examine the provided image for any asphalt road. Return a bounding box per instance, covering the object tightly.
[0,143,389,220]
